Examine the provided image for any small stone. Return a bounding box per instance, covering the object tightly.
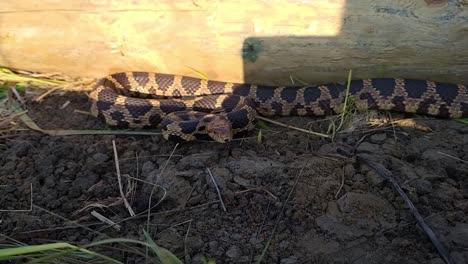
[421,149,457,163]
[356,142,381,153]
[375,235,390,245]
[412,179,433,195]
[66,161,78,169]
[391,238,411,247]
[238,256,249,263]
[206,167,231,190]
[177,152,217,169]
[428,258,445,264]
[279,240,290,249]
[280,255,298,264]
[366,170,384,186]
[208,241,218,251]
[230,233,242,240]
[226,157,283,178]
[44,176,56,188]
[158,228,182,249]
[2,161,16,172]
[226,245,242,258]
[426,215,448,231]
[317,143,336,153]
[142,161,157,175]
[92,153,109,163]
[343,164,356,178]
[451,251,468,264]
[370,133,387,143]
[249,236,264,245]
[190,254,205,264]
[315,215,365,241]
[448,223,468,248]
[233,175,251,188]
[185,235,204,250]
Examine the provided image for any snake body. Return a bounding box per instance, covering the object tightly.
[89,72,468,142]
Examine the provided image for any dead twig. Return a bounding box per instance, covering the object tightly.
[34,86,62,102]
[184,220,193,264]
[357,156,454,264]
[437,151,468,164]
[112,140,135,217]
[335,166,345,199]
[206,168,227,212]
[234,187,278,200]
[145,143,178,258]
[257,116,330,139]
[91,210,121,231]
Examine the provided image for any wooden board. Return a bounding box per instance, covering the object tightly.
[0,0,467,85]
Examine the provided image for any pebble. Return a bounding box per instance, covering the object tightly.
[427,258,444,264]
[279,240,290,249]
[230,233,243,240]
[226,245,242,258]
[317,143,336,153]
[451,251,468,264]
[233,175,251,188]
[226,157,283,178]
[237,256,249,263]
[185,235,204,250]
[421,149,457,164]
[366,170,384,186]
[280,255,298,264]
[92,153,109,163]
[370,133,387,143]
[66,161,78,169]
[206,167,231,189]
[412,179,433,195]
[343,164,356,178]
[208,241,218,251]
[2,161,16,172]
[356,142,381,153]
[448,223,468,248]
[177,152,217,169]
[141,161,157,175]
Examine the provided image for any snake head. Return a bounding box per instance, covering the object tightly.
[207,116,233,143]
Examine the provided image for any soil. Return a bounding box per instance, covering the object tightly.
[1,90,467,264]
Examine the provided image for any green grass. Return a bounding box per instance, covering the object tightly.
[327,69,357,138]
[0,67,67,99]
[455,118,468,125]
[0,68,66,87]
[0,84,25,99]
[0,231,185,264]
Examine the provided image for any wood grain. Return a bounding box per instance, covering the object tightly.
[0,0,466,84]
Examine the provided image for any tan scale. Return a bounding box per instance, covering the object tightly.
[423,81,442,116]
[447,84,468,118]
[107,75,126,90]
[126,72,144,93]
[295,86,308,116]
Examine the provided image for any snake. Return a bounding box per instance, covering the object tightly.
[88,71,468,142]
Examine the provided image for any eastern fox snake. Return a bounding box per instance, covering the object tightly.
[89,72,468,142]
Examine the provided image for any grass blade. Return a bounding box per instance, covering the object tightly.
[142,230,183,264]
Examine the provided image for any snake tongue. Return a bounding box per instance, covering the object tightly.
[207,117,233,143]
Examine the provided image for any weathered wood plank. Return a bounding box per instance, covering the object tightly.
[0,0,467,84]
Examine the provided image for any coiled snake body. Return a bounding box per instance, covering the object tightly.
[89,72,468,142]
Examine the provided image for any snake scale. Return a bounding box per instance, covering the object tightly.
[89,72,468,142]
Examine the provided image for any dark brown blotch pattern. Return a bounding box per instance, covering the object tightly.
[92,72,468,141]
